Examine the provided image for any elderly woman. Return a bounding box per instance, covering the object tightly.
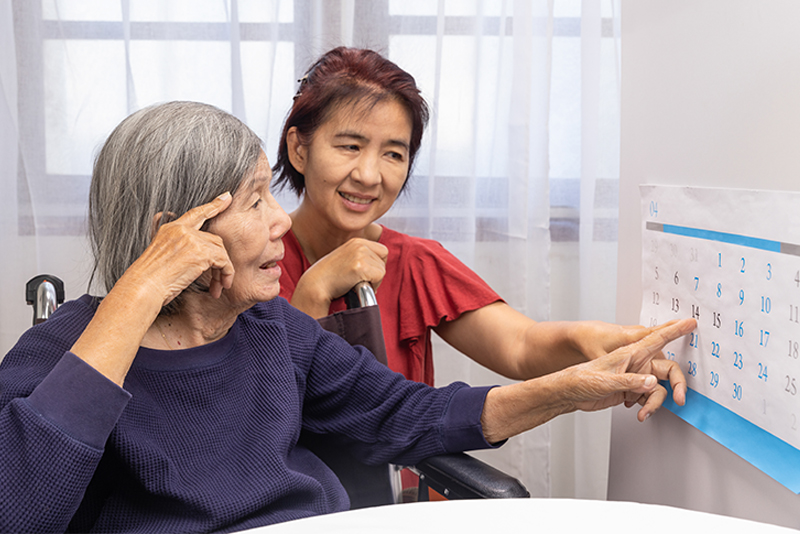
[0,101,694,533]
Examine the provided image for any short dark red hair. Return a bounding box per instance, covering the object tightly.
[272,47,429,195]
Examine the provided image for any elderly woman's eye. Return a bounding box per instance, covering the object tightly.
[252,198,262,209]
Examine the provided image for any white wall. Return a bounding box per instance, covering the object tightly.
[609,1,800,529]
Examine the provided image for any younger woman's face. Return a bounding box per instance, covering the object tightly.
[289,98,412,235]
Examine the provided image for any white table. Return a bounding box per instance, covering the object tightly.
[243,498,799,533]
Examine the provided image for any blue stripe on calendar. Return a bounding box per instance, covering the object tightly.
[661,382,800,493]
[646,222,786,253]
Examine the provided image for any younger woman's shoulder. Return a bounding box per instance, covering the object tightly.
[379,226,448,254]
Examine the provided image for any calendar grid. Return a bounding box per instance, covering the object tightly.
[641,185,800,494]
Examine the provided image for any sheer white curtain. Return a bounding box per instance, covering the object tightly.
[0,0,621,500]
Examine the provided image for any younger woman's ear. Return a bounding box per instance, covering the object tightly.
[286,127,307,173]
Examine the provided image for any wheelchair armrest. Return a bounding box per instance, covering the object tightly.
[412,452,530,500]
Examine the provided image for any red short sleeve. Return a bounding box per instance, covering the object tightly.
[377,228,502,344]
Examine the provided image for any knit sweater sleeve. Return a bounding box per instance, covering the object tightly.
[278,301,500,466]
[0,299,130,533]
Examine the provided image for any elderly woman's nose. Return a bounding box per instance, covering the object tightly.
[270,200,292,239]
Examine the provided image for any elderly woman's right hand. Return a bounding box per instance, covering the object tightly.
[124,192,236,306]
[291,237,388,318]
[69,192,235,386]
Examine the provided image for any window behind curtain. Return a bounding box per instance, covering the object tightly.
[16,0,619,248]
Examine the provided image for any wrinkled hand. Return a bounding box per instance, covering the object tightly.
[292,237,388,317]
[568,319,691,413]
[122,192,235,306]
[563,318,696,421]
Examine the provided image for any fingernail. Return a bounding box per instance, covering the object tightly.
[644,375,656,387]
[217,191,231,201]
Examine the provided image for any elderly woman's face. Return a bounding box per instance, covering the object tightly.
[206,151,291,307]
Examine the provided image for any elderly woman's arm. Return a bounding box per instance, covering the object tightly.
[70,193,234,386]
[300,305,693,465]
[435,302,690,414]
[479,317,696,442]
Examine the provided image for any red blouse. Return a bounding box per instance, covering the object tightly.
[278,226,502,386]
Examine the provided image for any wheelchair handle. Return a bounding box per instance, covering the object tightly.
[26,275,65,325]
[347,281,377,309]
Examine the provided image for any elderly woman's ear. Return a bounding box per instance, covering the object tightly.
[150,212,178,239]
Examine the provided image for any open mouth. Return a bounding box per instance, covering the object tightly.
[260,260,278,270]
[339,192,374,205]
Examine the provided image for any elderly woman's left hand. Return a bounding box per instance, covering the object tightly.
[568,319,693,410]
[568,318,696,419]
[480,318,697,444]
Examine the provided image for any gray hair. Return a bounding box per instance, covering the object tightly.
[88,101,263,313]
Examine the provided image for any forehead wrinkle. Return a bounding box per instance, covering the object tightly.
[237,160,271,193]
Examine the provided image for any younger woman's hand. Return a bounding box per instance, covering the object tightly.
[291,238,388,318]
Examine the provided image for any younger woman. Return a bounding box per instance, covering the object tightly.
[274,47,685,412]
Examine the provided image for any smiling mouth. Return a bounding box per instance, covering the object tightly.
[339,192,374,205]
[260,260,279,269]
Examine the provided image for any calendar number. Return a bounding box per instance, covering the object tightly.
[760,330,770,347]
[710,372,720,388]
[785,376,798,396]
[758,363,768,382]
[734,321,744,338]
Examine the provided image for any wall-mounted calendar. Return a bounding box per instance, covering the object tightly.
[640,185,800,493]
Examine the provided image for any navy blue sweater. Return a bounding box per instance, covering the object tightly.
[0,295,494,533]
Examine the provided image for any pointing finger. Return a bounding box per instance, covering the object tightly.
[627,318,696,370]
